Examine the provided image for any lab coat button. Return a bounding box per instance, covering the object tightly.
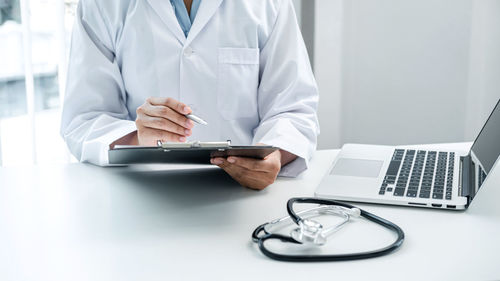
[184,47,193,57]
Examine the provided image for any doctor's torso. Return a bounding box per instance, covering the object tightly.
[102,0,279,144]
[63,0,318,170]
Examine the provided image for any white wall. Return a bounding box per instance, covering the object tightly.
[465,0,500,140]
[315,0,344,149]
[315,0,500,149]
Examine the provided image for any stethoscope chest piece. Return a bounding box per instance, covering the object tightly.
[291,219,327,245]
[252,197,405,262]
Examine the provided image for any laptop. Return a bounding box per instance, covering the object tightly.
[315,99,500,210]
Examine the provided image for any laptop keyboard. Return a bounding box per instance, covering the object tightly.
[379,149,455,200]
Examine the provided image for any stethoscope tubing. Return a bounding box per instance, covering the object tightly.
[252,197,405,262]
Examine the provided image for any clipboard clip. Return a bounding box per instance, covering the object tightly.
[157,140,231,149]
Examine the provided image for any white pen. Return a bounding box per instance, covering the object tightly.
[186,113,208,125]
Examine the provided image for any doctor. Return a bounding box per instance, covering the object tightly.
[61,0,319,190]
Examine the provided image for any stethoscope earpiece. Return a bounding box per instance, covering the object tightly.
[347,207,361,218]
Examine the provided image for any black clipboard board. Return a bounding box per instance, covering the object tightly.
[108,141,278,165]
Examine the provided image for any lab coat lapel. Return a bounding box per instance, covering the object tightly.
[185,0,224,46]
[146,0,186,44]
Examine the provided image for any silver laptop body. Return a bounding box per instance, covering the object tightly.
[315,99,500,210]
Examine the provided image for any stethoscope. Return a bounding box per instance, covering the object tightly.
[252,197,405,262]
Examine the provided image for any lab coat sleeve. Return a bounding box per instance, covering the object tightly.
[253,0,320,177]
[60,0,136,165]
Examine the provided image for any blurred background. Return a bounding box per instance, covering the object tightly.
[0,0,77,166]
[0,0,499,166]
[309,0,500,150]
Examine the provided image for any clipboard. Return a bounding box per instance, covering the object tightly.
[108,140,278,165]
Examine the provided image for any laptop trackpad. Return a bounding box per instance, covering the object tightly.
[330,158,383,178]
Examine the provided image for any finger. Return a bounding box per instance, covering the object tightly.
[138,115,192,137]
[213,159,271,190]
[214,158,250,179]
[141,103,194,129]
[137,125,187,143]
[210,157,225,165]
[212,158,241,177]
[225,156,273,173]
[218,161,269,190]
[147,97,192,115]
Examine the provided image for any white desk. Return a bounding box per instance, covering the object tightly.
[1,143,499,281]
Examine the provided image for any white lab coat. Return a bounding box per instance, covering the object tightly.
[61,0,319,177]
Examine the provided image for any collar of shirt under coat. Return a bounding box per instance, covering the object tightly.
[145,0,223,46]
[170,0,201,37]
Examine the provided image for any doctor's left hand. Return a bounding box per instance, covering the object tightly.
[210,148,296,190]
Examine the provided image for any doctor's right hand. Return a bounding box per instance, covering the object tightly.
[135,97,194,146]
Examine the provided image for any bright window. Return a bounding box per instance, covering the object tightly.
[0,0,78,166]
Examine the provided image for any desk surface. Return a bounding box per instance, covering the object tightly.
[1,143,499,281]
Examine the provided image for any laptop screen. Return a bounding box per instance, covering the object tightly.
[470,99,500,174]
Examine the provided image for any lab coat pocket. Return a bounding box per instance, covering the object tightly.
[217,48,259,120]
